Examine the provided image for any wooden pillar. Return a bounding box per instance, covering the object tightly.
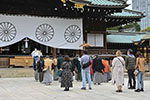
[53,48,56,57]
[146,46,149,64]
[79,50,83,57]
[104,32,108,54]
[0,48,2,53]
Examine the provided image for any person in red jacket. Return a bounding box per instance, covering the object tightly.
[90,57,93,81]
[102,58,112,82]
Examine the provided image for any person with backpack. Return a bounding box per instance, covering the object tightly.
[80,50,92,90]
[125,49,136,89]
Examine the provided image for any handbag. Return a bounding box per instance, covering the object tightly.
[57,70,63,77]
[74,67,78,73]
[134,68,139,76]
[134,58,140,76]
[101,70,104,75]
[82,57,91,69]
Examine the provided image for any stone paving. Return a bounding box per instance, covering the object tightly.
[0,77,150,100]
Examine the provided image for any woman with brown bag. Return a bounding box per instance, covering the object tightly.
[135,51,145,92]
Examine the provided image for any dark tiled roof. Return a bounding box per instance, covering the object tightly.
[70,0,128,8]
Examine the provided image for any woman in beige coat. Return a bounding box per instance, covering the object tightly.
[112,50,125,92]
[42,56,53,85]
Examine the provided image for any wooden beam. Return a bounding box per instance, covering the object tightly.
[53,48,56,57]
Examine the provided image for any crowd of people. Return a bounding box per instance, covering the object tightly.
[31,48,145,93]
[112,50,145,92]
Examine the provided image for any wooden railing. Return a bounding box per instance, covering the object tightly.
[87,49,127,55]
[0,57,9,68]
[0,55,33,68]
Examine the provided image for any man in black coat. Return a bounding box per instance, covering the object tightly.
[92,55,104,73]
[37,56,44,82]
[92,55,104,85]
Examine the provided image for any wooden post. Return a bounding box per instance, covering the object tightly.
[79,50,83,57]
[53,48,56,57]
[104,32,108,54]
[0,48,2,53]
[146,46,149,64]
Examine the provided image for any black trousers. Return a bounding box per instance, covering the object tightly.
[39,72,44,82]
[128,69,136,88]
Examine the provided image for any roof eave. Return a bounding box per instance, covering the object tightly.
[124,9,144,15]
[87,4,128,9]
[69,0,129,9]
[69,0,90,4]
[108,16,144,18]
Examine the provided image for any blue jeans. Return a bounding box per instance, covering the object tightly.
[32,56,40,70]
[32,56,36,70]
[81,67,92,88]
[137,72,144,89]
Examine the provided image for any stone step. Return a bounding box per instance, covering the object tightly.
[124,72,150,77]
[144,72,150,76]
[0,68,150,78]
[0,68,34,78]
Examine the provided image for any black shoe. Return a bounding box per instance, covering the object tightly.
[81,87,86,90]
[89,87,92,90]
[64,89,67,91]
[98,83,101,85]
[128,87,132,89]
[140,88,144,92]
[128,87,134,89]
[116,90,122,92]
[64,88,69,91]
[135,89,140,92]
[54,79,58,81]
[132,87,136,89]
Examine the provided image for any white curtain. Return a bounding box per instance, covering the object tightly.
[0,15,83,50]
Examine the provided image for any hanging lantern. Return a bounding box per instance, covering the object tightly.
[74,3,85,8]
[24,38,29,48]
[46,46,49,54]
[140,40,145,45]
[57,49,60,54]
[61,0,67,3]
[134,42,139,45]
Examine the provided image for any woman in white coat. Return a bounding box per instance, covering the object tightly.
[112,50,125,92]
